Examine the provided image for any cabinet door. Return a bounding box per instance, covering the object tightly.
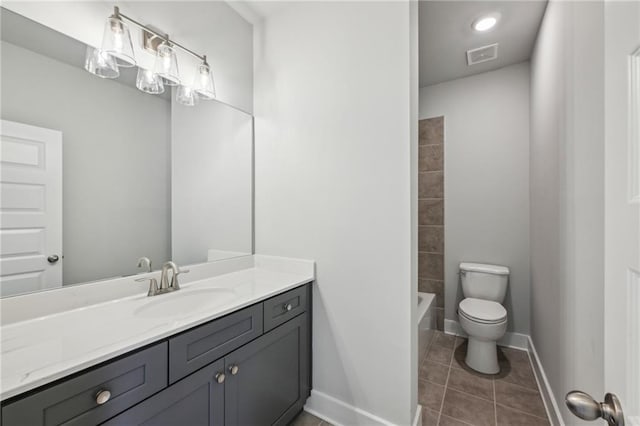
[224,313,309,426]
[103,359,225,426]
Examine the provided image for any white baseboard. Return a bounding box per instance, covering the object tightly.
[443,319,529,350]
[413,404,422,426]
[304,390,397,426]
[528,337,565,426]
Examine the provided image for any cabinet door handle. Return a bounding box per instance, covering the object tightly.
[95,390,111,405]
[215,373,226,384]
[229,365,239,375]
[283,303,293,312]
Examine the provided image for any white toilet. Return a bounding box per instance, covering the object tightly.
[458,262,509,374]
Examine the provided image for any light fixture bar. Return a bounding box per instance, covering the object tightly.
[112,6,207,63]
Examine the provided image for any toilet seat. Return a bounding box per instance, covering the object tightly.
[459,298,507,324]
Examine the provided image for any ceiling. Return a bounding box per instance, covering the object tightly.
[419,0,548,87]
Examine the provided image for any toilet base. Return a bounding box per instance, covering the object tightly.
[465,337,499,374]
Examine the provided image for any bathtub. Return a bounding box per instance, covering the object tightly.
[417,292,436,362]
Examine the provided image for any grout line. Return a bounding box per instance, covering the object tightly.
[493,374,498,426]
[495,403,551,421]
[445,383,496,405]
[439,413,476,426]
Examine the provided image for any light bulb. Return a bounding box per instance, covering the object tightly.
[472,15,499,32]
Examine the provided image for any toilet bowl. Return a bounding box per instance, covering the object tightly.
[458,297,507,374]
[458,262,509,374]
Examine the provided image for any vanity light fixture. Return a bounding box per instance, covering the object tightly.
[84,46,120,79]
[176,85,199,107]
[472,14,500,32]
[101,8,136,67]
[153,43,181,86]
[85,5,217,106]
[136,68,164,94]
[192,59,216,100]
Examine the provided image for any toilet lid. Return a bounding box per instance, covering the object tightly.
[459,298,507,324]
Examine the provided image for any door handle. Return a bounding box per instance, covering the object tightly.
[566,391,625,426]
[47,255,60,264]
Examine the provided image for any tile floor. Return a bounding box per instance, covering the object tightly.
[291,331,550,426]
[420,332,551,426]
[289,410,332,426]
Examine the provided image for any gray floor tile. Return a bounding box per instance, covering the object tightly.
[494,381,547,419]
[426,344,454,365]
[289,410,323,426]
[441,388,496,426]
[420,359,450,385]
[422,407,439,426]
[496,404,550,426]
[419,379,446,411]
[447,367,494,401]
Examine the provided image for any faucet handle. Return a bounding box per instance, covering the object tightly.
[170,268,189,290]
[135,277,159,297]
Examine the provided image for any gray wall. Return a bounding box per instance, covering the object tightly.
[1,41,171,285]
[254,2,418,423]
[529,0,604,422]
[419,62,531,335]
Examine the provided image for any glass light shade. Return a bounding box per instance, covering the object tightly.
[176,85,198,107]
[84,46,119,79]
[192,62,216,100]
[154,44,180,86]
[101,16,136,68]
[136,68,164,94]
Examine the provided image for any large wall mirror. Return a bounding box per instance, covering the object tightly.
[0,8,253,297]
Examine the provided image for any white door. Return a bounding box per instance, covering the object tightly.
[604,0,640,424]
[0,120,62,297]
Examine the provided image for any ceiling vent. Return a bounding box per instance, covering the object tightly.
[466,43,499,66]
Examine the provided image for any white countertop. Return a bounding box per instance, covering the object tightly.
[0,256,314,401]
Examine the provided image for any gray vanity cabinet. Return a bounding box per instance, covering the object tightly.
[224,313,309,426]
[1,283,312,426]
[1,343,167,426]
[102,359,225,426]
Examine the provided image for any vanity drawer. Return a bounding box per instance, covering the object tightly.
[263,284,309,332]
[169,304,263,383]
[1,342,167,426]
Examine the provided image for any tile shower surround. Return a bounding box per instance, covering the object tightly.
[419,116,445,330]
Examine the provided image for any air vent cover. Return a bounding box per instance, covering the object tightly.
[466,43,499,66]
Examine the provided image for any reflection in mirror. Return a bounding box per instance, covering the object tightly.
[0,8,253,297]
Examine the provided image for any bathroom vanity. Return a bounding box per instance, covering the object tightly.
[0,256,314,426]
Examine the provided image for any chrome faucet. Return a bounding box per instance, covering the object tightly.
[135,261,189,297]
[137,256,152,273]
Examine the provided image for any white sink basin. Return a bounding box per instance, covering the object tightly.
[134,288,237,318]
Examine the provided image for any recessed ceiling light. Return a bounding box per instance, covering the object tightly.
[473,14,499,32]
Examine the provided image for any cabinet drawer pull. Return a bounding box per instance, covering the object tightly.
[215,373,226,384]
[96,390,111,405]
[283,303,293,312]
[229,365,239,375]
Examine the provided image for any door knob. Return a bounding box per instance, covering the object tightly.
[47,255,60,264]
[229,365,239,375]
[566,391,625,426]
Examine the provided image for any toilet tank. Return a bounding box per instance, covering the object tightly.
[460,262,509,303]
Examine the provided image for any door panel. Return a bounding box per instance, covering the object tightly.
[103,358,225,426]
[0,120,62,296]
[225,313,309,426]
[604,1,640,424]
